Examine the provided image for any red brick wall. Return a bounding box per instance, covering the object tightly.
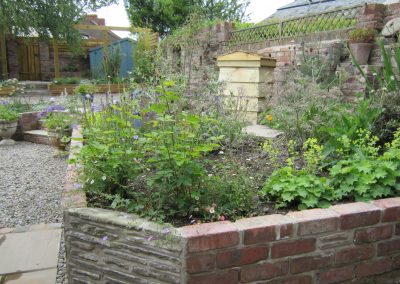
[182,198,400,283]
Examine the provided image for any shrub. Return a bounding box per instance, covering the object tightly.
[348,28,375,43]
[264,61,343,145]
[74,84,98,95]
[76,80,247,222]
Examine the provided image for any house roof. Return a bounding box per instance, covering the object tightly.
[78,15,120,42]
[264,0,387,21]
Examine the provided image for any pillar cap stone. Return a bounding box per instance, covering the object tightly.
[217,51,276,68]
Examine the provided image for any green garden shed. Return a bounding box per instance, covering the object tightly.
[89,38,136,79]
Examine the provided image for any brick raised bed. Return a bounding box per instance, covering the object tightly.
[48,83,129,95]
[64,129,400,283]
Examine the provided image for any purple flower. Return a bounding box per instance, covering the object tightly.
[133,135,139,140]
[1,100,9,105]
[91,104,102,113]
[133,119,142,129]
[73,183,82,189]
[147,235,155,241]
[72,124,78,130]
[102,236,108,241]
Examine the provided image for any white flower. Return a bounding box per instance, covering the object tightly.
[209,207,215,214]
[218,151,224,155]
[50,97,56,102]
[391,76,396,81]
[208,174,213,177]
[102,176,106,181]
[90,180,95,184]
[373,73,377,76]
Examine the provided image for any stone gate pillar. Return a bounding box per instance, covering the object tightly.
[217,51,276,124]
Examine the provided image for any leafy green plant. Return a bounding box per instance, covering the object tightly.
[316,98,382,160]
[261,138,334,210]
[0,104,19,121]
[74,84,98,95]
[261,166,334,210]
[330,129,400,201]
[44,112,75,131]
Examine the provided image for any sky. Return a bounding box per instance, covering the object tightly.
[96,0,294,37]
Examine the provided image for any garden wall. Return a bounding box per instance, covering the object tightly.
[64,198,400,283]
[164,3,399,99]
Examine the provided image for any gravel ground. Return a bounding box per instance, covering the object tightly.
[0,142,67,227]
[0,141,68,283]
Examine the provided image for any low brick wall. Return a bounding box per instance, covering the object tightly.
[65,197,400,283]
[10,111,40,141]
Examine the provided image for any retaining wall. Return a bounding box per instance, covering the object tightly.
[64,198,400,283]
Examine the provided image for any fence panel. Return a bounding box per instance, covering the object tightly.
[229,5,360,46]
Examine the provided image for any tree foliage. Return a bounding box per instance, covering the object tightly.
[124,0,249,36]
[0,0,115,45]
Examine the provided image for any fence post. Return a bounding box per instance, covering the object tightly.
[0,28,8,79]
[279,22,283,39]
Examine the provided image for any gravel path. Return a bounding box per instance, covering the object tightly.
[0,142,67,228]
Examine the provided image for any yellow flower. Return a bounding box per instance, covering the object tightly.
[266,115,273,122]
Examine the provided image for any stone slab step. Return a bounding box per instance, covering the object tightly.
[0,224,61,284]
[23,130,50,145]
[244,125,283,139]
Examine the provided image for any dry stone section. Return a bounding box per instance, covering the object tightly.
[64,208,183,284]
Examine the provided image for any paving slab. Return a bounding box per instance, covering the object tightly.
[3,269,57,284]
[244,124,283,139]
[0,227,61,275]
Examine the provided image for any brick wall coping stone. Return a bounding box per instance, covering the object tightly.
[66,197,400,244]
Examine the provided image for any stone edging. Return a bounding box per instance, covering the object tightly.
[61,126,87,210]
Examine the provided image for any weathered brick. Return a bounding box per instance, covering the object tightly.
[317,266,354,284]
[396,223,400,235]
[268,275,313,284]
[319,232,351,250]
[186,254,215,274]
[216,246,268,268]
[377,239,400,256]
[355,258,391,278]
[291,253,333,274]
[240,261,289,283]
[287,208,339,236]
[373,198,400,222]
[181,221,239,253]
[188,270,239,284]
[331,203,381,230]
[392,255,400,269]
[335,245,375,265]
[354,224,393,244]
[234,215,293,245]
[271,238,316,259]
